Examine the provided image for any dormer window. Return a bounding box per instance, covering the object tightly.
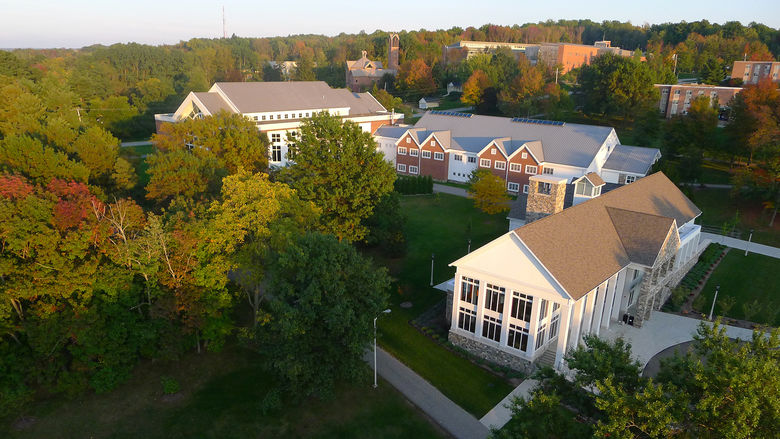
[575,179,602,197]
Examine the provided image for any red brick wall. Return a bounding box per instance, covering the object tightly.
[506,149,541,190]
[477,146,508,180]
[419,137,448,181]
[395,134,419,175]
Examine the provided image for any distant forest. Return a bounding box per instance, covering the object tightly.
[1,20,778,138]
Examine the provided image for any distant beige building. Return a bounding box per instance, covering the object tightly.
[655,84,742,118]
[731,60,780,85]
[346,34,399,92]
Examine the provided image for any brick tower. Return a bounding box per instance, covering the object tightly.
[388,33,400,71]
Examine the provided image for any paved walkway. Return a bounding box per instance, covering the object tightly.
[120,140,153,147]
[433,183,469,198]
[701,232,780,259]
[601,311,756,368]
[364,347,489,439]
[479,379,537,430]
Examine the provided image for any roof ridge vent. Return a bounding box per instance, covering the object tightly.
[429,110,473,118]
[511,117,565,126]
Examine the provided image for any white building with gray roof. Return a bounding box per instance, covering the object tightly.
[156,81,401,167]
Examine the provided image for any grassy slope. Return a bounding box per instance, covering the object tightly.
[4,350,443,439]
[695,251,780,326]
[693,188,780,247]
[373,193,513,417]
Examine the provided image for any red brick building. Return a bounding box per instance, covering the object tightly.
[373,112,660,193]
[731,61,780,85]
[346,34,399,92]
[654,84,742,118]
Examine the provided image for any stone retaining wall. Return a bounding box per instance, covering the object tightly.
[448,332,533,373]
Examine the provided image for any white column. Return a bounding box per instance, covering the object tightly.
[527,295,542,357]
[499,290,511,347]
[581,290,595,337]
[450,275,462,330]
[602,274,618,329]
[612,269,630,320]
[554,302,571,369]
[592,284,606,336]
[474,281,485,339]
[567,298,585,350]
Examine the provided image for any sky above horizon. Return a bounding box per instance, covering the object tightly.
[2,0,779,49]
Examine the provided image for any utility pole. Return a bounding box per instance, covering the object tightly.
[672,53,678,76]
[222,6,226,39]
[555,67,559,85]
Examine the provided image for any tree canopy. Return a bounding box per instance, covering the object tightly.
[280,112,396,242]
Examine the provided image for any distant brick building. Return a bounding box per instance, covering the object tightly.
[346,34,399,92]
[443,40,638,73]
[731,61,780,85]
[654,84,742,118]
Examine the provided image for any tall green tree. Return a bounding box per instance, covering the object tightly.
[578,54,659,121]
[280,112,395,242]
[259,232,390,397]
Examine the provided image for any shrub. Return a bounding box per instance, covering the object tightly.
[161,376,180,395]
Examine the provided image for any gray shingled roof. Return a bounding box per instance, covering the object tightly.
[193,92,233,114]
[415,112,615,168]
[603,144,660,174]
[212,81,387,115]
[513,172,701,299]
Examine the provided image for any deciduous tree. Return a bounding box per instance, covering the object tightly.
[259,232,390,397]
[468,169,509,214]
[280,112,395,242]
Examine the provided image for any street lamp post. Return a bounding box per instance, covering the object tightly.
[373,309,391,388]
[708,285,720,321]
[430,253,435,286]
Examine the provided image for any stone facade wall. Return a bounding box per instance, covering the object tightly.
[449,332,533,373]
[525,180,566,223]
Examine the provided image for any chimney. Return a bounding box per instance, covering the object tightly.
[525,175,567,222]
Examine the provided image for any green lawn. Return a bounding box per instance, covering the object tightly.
[4,350,443,439]
[693,188,780,247]
[372,194,514,417]
[695,252,780,326]
[434,94,466,110]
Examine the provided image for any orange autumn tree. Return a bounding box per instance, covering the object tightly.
[396,59,436,101]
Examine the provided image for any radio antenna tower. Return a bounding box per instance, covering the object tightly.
[222,6,226,39]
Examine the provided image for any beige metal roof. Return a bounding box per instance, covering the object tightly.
[193,92,233,115]
[211,81,387,115]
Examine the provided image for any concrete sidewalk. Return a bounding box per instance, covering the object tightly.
[364,347,489,439]
[479,379,537,430]
[433,183,469,198]
[701,232,780,259]
[602,311,757,368]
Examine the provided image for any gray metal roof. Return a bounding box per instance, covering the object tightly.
[212,81,387,115]
[603,144,661,174]
[193,92,233,114]
[373,125,410,138]
[415,113,614,168]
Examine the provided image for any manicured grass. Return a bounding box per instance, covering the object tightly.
[693,188,780,247]
[372,194,514,417]
[695,251,780,326]
[4,350,443,439]
[434,94,466,110]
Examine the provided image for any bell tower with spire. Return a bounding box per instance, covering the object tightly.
[388,33,400,71]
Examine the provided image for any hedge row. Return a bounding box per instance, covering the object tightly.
[395,175,433,195]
